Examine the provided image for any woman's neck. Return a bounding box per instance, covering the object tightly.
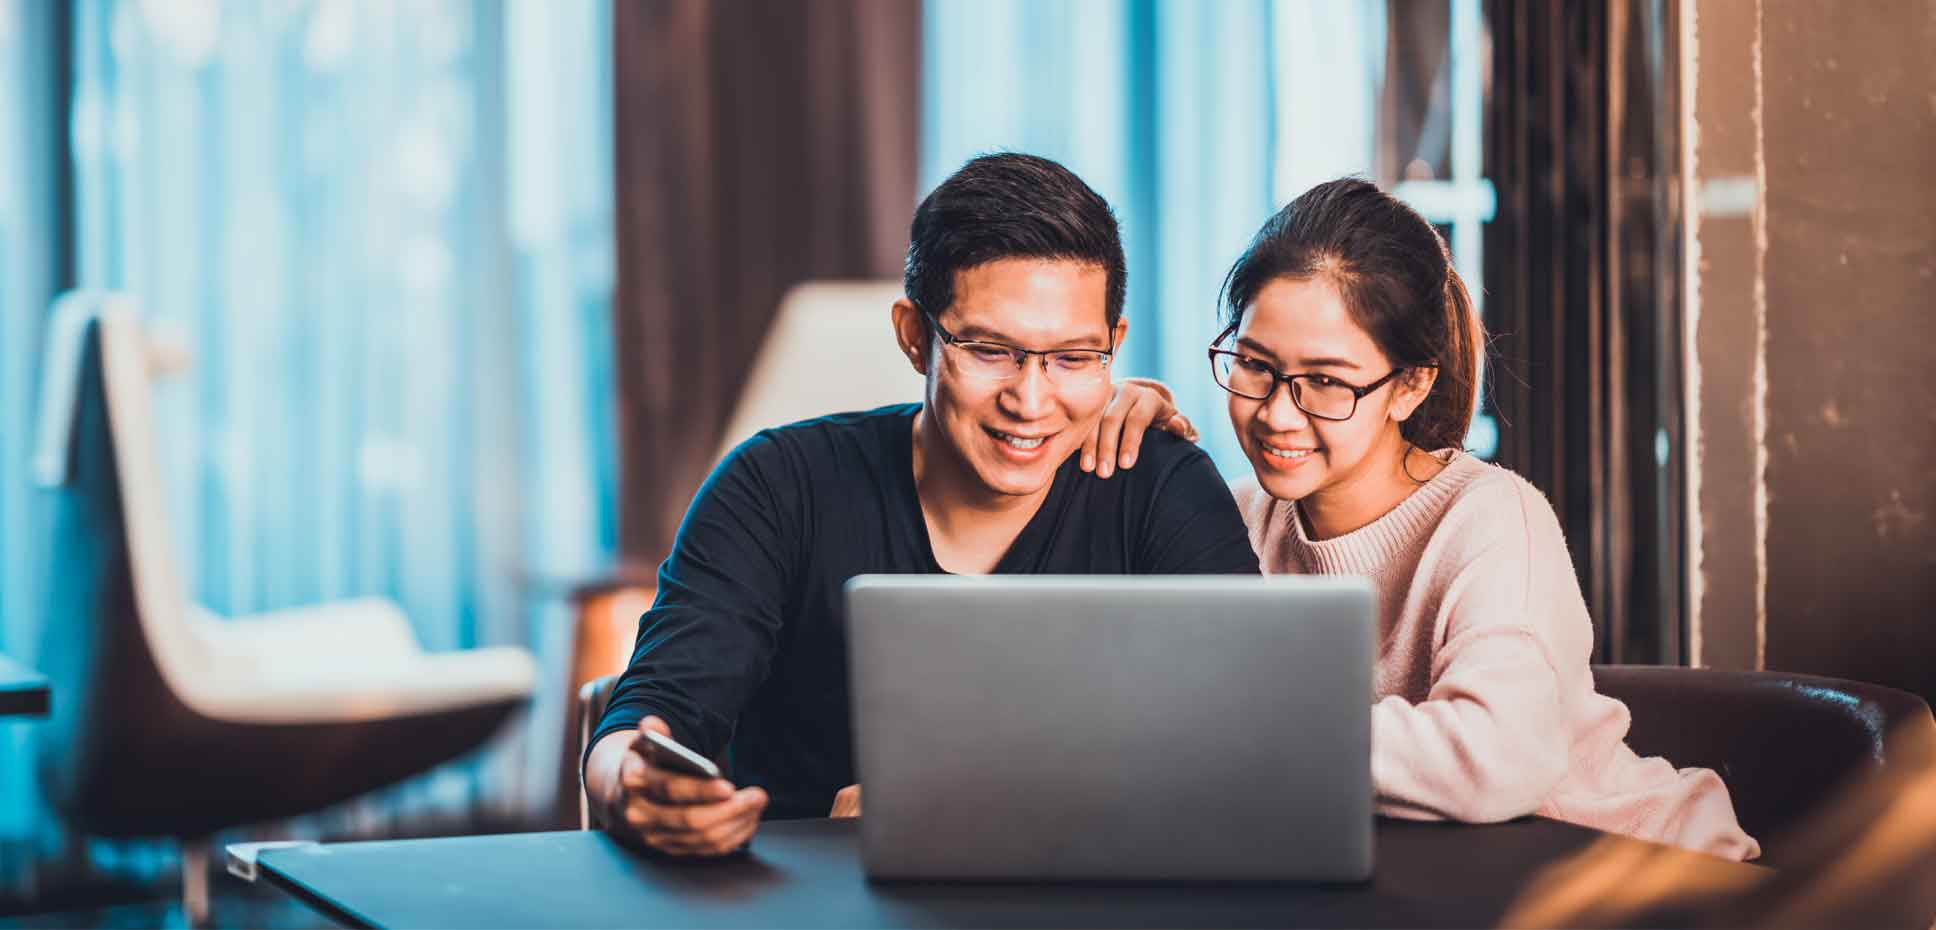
[1297,441,1446,541]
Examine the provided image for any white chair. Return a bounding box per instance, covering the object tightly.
[710,280,923,463]
[32,292,537,920]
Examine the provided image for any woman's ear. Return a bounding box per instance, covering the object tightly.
[890,299,930,376]
[1390,366,1439,422]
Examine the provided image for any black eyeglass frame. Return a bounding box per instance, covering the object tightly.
[1206,323,1410,421]
[917,305,1117,372]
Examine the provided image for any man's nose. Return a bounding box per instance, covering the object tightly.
[1002,356,1058,420]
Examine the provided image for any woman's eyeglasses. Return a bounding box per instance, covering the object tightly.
[1207,324,1404,421]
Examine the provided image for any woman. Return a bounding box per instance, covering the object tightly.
[1098,178,1758,860]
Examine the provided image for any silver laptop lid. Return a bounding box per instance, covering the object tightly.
[847,575,1374,882]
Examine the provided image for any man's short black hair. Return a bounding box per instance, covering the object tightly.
[903,153,1127,331]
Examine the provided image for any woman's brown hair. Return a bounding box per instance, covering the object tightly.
[1219,177,1484,452]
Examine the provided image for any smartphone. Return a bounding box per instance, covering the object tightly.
[639,728,724,780]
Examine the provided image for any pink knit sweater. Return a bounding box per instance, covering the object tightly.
[1231,452,1760,860]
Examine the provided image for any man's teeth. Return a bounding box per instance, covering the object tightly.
[1263,446,1315,459]
[993,431,1047,450]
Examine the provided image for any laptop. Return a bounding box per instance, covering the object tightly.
[845,575,1374,882]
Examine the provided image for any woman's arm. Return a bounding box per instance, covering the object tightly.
[1372,627,1573,822]
[1370,486,1589,823]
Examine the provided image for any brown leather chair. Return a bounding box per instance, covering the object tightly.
[1593,664,1936,864]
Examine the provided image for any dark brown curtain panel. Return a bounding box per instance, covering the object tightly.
[609,0,919,564]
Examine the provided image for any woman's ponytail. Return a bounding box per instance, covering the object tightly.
[1400,254,1483,452]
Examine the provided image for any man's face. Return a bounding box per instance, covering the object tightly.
[915,258,1124,498]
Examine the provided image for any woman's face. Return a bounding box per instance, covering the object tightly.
[1224,275,1429,503]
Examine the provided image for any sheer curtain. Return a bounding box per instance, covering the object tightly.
[0,0,72,854]
[922,0,1495,476]
[2,0,615,882]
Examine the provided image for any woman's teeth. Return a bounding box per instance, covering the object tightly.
[1262,446,1315,460]
[992,430,1047,450]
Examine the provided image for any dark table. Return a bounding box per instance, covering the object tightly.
[254,817,1768,929]
[0,652,50,717]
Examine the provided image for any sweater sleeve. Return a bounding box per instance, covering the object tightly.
[1370,483,1584,823]
[586,434,801,767]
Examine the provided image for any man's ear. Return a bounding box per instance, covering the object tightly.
[1108,315,1129,359]
[890,299,930,376]
[1390,366,1439,422]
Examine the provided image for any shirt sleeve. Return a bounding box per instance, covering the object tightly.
[585,433,801,769]
[1369,485,1580,823]
[1134,438,1263,575]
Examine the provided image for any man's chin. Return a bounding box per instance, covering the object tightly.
[972,457,1064,498]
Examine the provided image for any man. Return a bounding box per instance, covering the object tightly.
[584,153,1260,857]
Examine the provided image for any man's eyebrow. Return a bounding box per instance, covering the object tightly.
[1046,335,1113,350]
[952,323,1111,350]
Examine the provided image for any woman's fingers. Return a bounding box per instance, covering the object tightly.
[1164,411,1199,443]
[1141,408,1199,448]
[1114,394,1163,471]
[1090,385,1134,476]
[1089,379,1192,478]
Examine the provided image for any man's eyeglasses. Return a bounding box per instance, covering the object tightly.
[1207,324,1405,421]
[921,308,1115,385]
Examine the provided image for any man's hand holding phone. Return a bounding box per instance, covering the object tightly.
[589,715,767,857]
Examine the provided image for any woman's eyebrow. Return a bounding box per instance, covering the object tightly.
[1235,337,1364,372]
[1234,336,1283,363]
[1293,355,1364,371]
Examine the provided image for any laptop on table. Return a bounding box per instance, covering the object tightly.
[846,575,1375,883]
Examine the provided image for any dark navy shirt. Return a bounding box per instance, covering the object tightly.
[590,404,1261,819]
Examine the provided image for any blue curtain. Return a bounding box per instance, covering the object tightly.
[922,0,1497,474]
[0,0,71,853]
[2,0,616,874]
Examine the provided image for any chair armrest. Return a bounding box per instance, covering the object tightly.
[193,597,421,674]
[177,597,536,725]
[578,674,622,829]
[190,644,538,725]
